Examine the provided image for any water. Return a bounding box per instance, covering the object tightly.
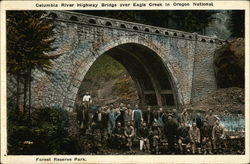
[188,114,245,132]
[219,115,245,132]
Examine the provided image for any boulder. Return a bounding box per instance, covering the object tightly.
[214,38,244,88]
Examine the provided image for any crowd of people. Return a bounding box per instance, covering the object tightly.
[77,93,227,154]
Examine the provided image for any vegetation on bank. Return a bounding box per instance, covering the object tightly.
[6,11,70,155]
[7,11,59,120]
[84,54,125,79]
[8,105,81,155]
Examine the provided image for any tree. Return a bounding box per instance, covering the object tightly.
[230,10,245,38]
[7,11,59,120]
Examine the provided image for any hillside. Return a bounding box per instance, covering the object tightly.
[78,54,138,105]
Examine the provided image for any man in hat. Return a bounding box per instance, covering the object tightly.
[177,122,191,153]
[154,107,166,127]
[138,122,150,152]
[116,103,125,127]
[124,121,135,152]
[124,104,133,127]
[200,120,213,154]
[150,122,161,154]
[212,120,226,153]
[82,91,92,109]
[193,111,203,130]
[143,106,154,127]
[172,108,180,124]
[189,122,201,154]
[180,108,190,126]
[132,104,143,136]
[78,101,89,135]
[107,104,116,135]
[164,114,179,154]
[205,109,218,132]
[112,122,125,149]
[82,92,92,127]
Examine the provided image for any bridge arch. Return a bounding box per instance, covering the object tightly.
[62,36,185,111]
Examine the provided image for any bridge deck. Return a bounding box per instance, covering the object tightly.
[46,10,226,44]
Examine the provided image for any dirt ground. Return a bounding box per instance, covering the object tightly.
[190,87,244,115]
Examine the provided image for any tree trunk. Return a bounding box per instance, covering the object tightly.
[23,75,27,117]
[16,75,20,110]
[204,23,206,35]
[28,68,32,120]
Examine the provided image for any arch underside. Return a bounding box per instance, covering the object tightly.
[81,43,177,108]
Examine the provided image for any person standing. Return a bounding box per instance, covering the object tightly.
[205,109,218,131]
[82,91,92,109]
[172,108,180,124]
[193,111,204,130]
[112,122,125,149]
[124,122,135,152]
[143,106,154,127]
[154,107,166,127]
[132,104,143,136]
[177,122,190,153]
[164,114,179,154]
[108,104,116,135]
[78,101,89,135]
[116,103,125,127]
[138,122,150,152]
[91,107,103,138]
[76,102,83,127]
[150,122,161,154]
[82,92,92,126]
[200,120,213,154]
[102,106,109,140]
[124,104,133,127]
[212,121,226,153]
[189,122,201,154]
[180,108,190,125]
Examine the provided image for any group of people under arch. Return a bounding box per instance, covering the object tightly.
[77,93,226,154]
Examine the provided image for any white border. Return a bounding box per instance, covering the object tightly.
[0,1,249,163]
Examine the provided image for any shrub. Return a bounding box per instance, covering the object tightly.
[8,106,80,155]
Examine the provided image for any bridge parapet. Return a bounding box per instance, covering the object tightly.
[46,10,226,45]
[23,10,226,111]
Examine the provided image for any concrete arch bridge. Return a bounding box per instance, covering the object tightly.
[30,11,225,112]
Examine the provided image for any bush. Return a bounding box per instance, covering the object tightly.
[8,106,81,155]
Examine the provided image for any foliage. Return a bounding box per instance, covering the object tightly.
[7,11,59,118]
[114,77,137,102]
[214,38,245,88]
[229,10,245,38]
[7,11,57,74]
[8,106,81,155]
[85,54,125,79]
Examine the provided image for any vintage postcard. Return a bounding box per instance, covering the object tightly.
[0,0,249,163]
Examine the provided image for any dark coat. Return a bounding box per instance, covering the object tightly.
[200,125,212,138]
[139,127,149,138]
[177,126,190,138]
[143,111,154,125]
[164,119,179,138]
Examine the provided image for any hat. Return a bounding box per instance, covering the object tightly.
[167,114,173,117]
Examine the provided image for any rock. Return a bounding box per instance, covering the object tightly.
[214,38,244,88]
[191,87,244,114]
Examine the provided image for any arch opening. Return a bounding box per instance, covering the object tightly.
[75,43,178,109]
[69,16,79,21]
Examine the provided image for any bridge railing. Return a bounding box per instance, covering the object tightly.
[45,10,226,45]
